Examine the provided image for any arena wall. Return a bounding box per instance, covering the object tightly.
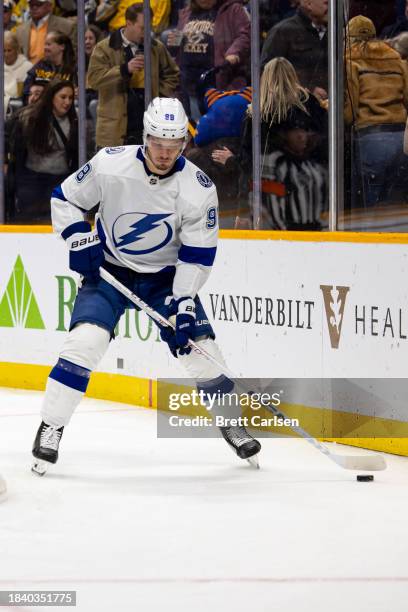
[1,227,407,455]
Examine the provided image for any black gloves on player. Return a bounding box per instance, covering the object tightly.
[160,297,196,357]
[66,225,105,282]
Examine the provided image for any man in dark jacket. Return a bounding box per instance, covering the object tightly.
[259,0,298,36]
[260,0,328,98]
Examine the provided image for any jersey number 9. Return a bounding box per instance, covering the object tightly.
[206,206,217,229]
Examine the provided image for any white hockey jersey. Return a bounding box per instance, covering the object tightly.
[51,146,219,298]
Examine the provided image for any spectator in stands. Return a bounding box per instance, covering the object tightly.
[85,1,98,25]
[95,0,171,34]
[261,0,328,101]
[4,77,46,219]
[4,1,17,31]
[87,3,179,148]
[349,0,396,37]
[345,16,408,207]
[8,79,78,223]
[171,0,250,121]
[23,31,76,98]
[54,0,76,16]
[10,0,27,24]
[85,24,103,69]
[185,87,252,225]
[53,0,98,23]
[169,0,188,27]
[15,0,75,65]
[193,86,252,146]
[387,31,408,60]
[381,0,408,38]
[4,31,32,108]
[84,24,103,144]
[259,0,299,38]
[27,78,46,103]
[212,57,328,229]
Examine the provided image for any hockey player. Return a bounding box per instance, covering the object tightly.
[32,97,261,475]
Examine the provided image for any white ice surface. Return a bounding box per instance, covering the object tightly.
[0,388,408,612]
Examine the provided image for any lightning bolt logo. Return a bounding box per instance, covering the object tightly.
[112,213,173,255]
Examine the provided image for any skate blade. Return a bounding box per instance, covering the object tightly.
[0,478,7,502]
[31,459,51,477]
[246,454,260,469]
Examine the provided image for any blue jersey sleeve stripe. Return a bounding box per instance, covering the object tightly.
[61,221,92,241]
[52,185,67,201]
[178,244,217,266]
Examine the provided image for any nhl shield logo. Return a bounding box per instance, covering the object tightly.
[320,285,350,349]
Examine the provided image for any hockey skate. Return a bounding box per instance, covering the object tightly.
[32,422,64,476]
[220,426,261,469]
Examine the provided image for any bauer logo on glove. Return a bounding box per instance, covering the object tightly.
[66,225,105,282]
[70,234,100,250]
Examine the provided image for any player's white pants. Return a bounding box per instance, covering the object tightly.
[41,324,229,428]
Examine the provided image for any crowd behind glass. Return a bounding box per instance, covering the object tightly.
[3,0,408,231]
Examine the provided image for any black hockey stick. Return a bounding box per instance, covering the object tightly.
[100,267,386,473]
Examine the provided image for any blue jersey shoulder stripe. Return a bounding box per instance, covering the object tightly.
[52,185,67,202]
[52,184,89,213]
[61,221,92,241]
[178,244,216,266]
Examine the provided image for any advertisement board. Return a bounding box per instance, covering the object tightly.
[0,232,407,445]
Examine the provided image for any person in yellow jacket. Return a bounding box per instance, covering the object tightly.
[345,15,408,208]
[95,0,170,33]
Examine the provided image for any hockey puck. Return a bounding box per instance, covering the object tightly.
[356,474,374,482]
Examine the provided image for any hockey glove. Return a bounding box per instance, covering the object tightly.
[160,297,196,357]
[66,226,104,282]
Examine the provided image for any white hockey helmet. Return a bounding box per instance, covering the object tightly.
[143,97,189,151]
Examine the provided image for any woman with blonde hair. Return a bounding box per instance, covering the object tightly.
[252,55,311,125]
[212,56,328,229]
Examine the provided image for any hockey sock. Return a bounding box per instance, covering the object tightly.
[41,359,91,428]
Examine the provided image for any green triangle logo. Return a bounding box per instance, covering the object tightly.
[0,255,45,329]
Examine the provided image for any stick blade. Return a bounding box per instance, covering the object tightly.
[332,453,387,471]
